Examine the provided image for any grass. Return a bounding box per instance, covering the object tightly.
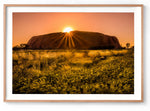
[13,49,134,94]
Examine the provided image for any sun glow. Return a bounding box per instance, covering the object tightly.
[63,27,73,33]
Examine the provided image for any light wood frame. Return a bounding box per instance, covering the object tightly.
[3,4,143,102]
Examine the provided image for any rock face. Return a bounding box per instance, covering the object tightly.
[27,31,122,49]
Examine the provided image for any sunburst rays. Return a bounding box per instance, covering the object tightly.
[52,31,92,49]
[50,33,65,45]
[56,32,76,49]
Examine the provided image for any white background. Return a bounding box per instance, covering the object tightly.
[0,0,149,111]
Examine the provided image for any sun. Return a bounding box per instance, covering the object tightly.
[63,27,73,33]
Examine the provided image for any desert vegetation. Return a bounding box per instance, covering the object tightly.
[13,49,134,94]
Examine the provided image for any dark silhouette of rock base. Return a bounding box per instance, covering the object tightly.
[27,31,122,49]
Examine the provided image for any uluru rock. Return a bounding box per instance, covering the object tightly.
[27,31,122,49]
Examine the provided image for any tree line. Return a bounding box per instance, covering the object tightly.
[13,43,133,50]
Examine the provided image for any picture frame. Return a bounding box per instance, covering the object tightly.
[4,4,143,102]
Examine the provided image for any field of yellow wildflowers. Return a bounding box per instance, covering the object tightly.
[13,49,134,94]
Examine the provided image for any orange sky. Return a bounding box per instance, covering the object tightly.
[13,13,134,47]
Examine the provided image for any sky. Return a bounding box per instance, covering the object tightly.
[13,13,134,47]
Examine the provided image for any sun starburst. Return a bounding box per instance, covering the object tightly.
[63,27,73,33]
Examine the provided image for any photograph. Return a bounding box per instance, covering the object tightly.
[12,12,134,94]
[4,4,143,102]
